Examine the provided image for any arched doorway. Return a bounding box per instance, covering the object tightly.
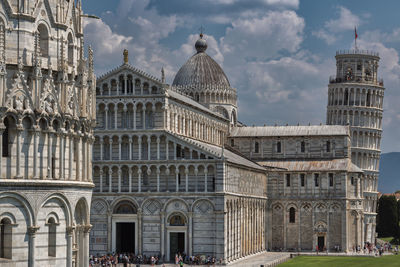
[112,200,138,254]
[167,213,187,262]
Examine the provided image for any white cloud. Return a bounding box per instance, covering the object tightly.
[314,6,360,45]
[325,6,360,32]
[207,0,299,8]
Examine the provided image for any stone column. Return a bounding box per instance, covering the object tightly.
[204,169,208,192]
[188,212,193,257]
[138,169,142,192]
[160,212,165,260]
[59,131,64,179]
[99,169,103,192]
[105,107,108,129]
[157,137,160,160]
[128,168,132,193]
[118,169,121,193]
[124,75,127,95]
[28,226,40,267]
[83,225,92,267]
[157,169,160,192]
[33,128,39,178]
[69,134,73,180]
[118,138,122,160]
[185,167,189,192]
[129,138,132,160]
[66,226,75,267]
[114,106,118,129]
[138,136,142,160]
[143,109,146,129]
[176,169,179,192]
[109,169,112,192]
[47,130,53,179]
[81,137,86,181]
[133,106,137,130]
[138,209,143,254]
[16,126,23,178]
[174,143,177,160]
[147,136,151,160]
[166,138,169,160]
[100,140,104,161]
[109,140,113,161]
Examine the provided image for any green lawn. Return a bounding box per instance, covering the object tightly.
[380,237,394,242]
[278,255,400,267]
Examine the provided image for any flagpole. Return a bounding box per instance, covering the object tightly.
[355,27,357,51]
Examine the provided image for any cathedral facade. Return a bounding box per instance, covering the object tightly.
[0,1,96,267]
[90,33,384,263]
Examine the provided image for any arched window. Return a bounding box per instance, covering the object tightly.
[254,142,259,153]
[47,217,57,257]
[38,24,49,57]
[230,139,234,147]
[0,218,12,259]
[67,33,74,65]
[301,141,306,153]
[289,207,295,223]
[277,141,281,153]
[143,171,149,186]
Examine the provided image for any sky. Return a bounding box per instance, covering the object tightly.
[81,0,400,153]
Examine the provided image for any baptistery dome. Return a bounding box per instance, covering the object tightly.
[172,34,230,89]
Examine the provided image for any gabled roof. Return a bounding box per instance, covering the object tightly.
[97,63,162,84]
[257,158,362,173]
[230,125,350,137]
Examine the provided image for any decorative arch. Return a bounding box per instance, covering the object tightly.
[110,197,139,214]
[39,192,73,226]
[141,198,162,215]
[163,198,189,213]
[0,192,34,226]
[192,198,215,214]
[74,197,89,225]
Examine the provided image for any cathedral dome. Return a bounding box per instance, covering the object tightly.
[172,34,230,89]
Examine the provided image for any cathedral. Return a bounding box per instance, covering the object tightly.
[90,32,383,264]
[0,0,384,266]
[0,1,96,267]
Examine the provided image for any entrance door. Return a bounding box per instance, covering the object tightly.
[318,236,325,251]
[170,232,185,262]
[116,222,135,253]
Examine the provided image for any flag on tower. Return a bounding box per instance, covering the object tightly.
[355,27,358,50]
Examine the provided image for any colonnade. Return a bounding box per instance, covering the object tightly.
[175,86,237,105]
[97,101,162,130]
[0,115,93,182]
[226,198,266,262]
[327,109,382,129]
[351,131,381,150]
[97,75,160,96]
[328,87,383,108]
[93,163,215,193]
[94,134,210,162]
[351,151,380,171]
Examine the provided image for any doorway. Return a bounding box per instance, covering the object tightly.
[116,222,135,253]
[318,236,325,251]
[169,232,185,262]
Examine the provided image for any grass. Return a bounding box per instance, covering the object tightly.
[278,255,400,267]
[380,237,394,242]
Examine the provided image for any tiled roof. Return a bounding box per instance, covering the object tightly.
[230,125,349,137]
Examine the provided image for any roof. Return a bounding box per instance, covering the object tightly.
[172,36,230,90]
[257,158,363,173]
[230,125,350,137]
[97,63,162,84]
[167,88,228,121]
[175,134,266,171]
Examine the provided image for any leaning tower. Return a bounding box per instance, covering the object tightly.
[0,1,95,267]
[326,50,384,244]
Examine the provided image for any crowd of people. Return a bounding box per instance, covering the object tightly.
[89,252,218,266]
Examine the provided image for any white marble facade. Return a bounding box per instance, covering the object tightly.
[0,1,96,267]
[91,33,385,263]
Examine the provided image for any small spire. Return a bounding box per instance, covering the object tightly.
[161,67,165,83]
[123,49,129,64]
